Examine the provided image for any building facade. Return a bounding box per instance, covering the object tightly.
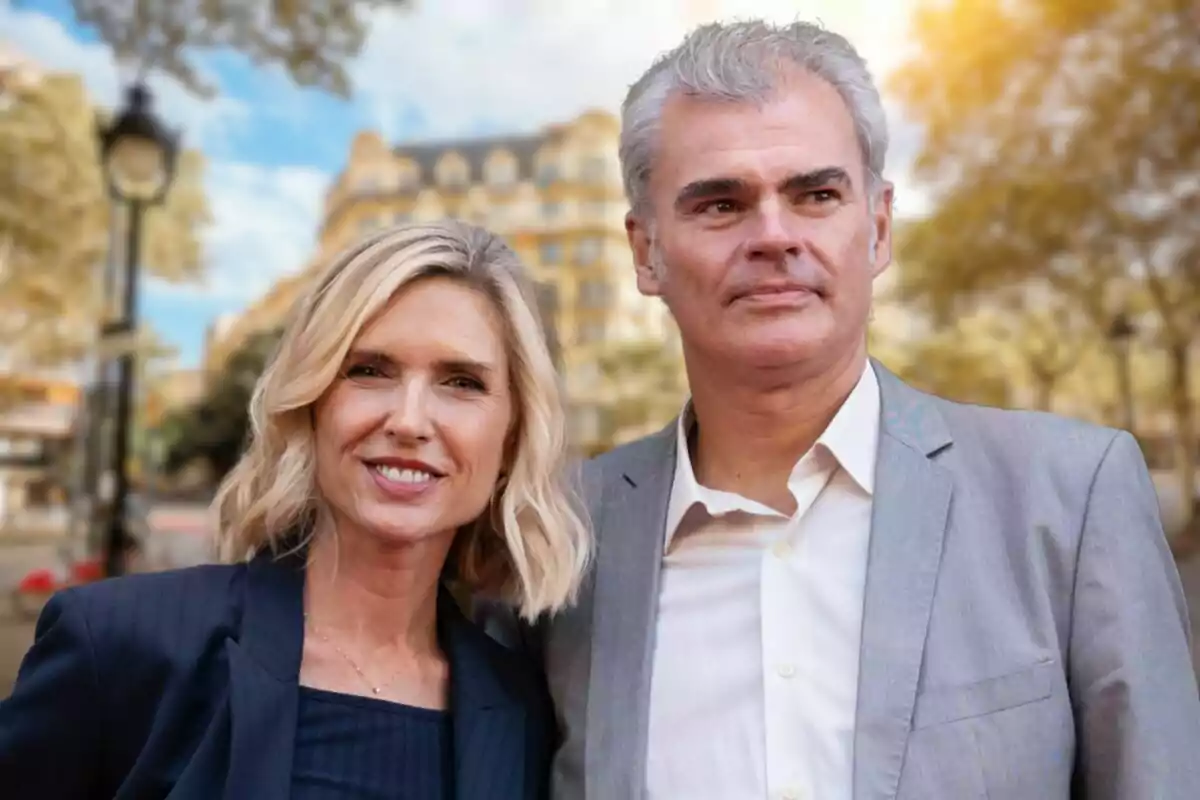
[0,370,79,531]
[207,110,684,455]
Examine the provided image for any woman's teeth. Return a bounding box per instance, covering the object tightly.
[374,465,435,484]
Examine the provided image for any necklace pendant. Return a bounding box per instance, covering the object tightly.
[372,687,381,695]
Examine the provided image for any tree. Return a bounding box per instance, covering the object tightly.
[891,327,1015,410]
[595,337,688,450]
[0,68,209,374]
[889,0,1200,535]
[160,327,283,482]
[35,0,414,98]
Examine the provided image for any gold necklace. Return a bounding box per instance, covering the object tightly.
[303,613,405,697]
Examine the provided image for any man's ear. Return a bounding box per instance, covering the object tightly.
[626,211,663,297]
[870,182,895,280]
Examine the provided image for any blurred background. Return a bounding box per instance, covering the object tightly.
[2,0,1199,697]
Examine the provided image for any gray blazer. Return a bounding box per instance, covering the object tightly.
[485,361,1200,799]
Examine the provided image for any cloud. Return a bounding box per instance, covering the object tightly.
[149,160,331,301]
[5,0,930,318]
[2,4,327,305]
[350,0,927,213]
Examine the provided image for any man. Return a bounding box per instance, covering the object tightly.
[488,19,1200,800]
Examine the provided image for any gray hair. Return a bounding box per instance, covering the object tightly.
[620,19,889,217]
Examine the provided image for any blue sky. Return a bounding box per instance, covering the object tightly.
[3,0,924,369]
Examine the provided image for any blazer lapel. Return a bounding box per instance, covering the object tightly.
[223,547,306,799]
[441,591,528,800]
[853,362,954,800]
[585,426,677,800]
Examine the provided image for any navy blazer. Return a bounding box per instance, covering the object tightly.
[0,549,556,799]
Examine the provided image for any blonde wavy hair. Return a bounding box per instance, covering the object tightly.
[209,220,592,620]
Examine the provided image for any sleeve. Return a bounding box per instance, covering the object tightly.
[1068,431,1200,799]
[0,589,106,797]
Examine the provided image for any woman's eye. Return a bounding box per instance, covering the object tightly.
[344,363,385,380]
[447,375,485,392]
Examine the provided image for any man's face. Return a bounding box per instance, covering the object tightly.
[627,68,893,373]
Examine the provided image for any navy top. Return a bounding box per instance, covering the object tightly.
[0,548,557,800]
[292,686,454,799]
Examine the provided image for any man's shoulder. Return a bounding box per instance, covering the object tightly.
[931,394,1130,469]
[579,424,675,489]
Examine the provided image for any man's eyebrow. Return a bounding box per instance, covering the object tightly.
[780,167,853,193]
[674,177,750,209]
[674,168,855,210]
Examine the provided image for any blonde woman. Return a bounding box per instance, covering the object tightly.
[0,221,591,800]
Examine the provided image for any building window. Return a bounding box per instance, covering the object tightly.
[583,200,608,222]
[356,173,381,192]
[537,162,559,187]
[581,155,608,183]
[396,161,420,190]
[577,279,611,310]
[534,282,561,366]
[578,320,607,344]
[487,156,517,186]
[539,241,562,265]
[436,154,470,189]
[575,237,601,264]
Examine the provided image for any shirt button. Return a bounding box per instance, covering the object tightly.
[776,663,796,679]
[780,789,801,800]
[771,540,791,557]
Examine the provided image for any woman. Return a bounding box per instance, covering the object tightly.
[0,221,592,799]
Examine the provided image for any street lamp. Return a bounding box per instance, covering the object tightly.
[95,82,179,577]
[1107,311,1137,434]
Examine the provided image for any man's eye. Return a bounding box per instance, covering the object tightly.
[807,189,840,203]
[697,199,739,215]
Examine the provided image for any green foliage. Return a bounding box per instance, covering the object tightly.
[596,337,688,446]
[0,71,210,369]
[54,0,415,98]
[891,0,1200,537]
[160,327,283,481]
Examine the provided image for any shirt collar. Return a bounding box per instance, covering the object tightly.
[664,360,881,548]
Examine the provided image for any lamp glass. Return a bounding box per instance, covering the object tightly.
[106,133,168,202]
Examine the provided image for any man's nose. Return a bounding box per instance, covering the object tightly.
[745,198,803,260]
[383,380,434,442]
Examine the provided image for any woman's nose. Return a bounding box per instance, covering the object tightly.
[382,381,434,442]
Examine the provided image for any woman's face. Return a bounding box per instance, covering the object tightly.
[312,276,515,550]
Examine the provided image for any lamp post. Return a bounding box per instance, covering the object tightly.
[1108,311,1137,434]
[95,82,179,577]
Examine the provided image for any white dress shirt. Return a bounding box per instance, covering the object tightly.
[645,361,881,800]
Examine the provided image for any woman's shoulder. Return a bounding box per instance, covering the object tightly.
[65,561,246,613]
[55,562,248,663]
